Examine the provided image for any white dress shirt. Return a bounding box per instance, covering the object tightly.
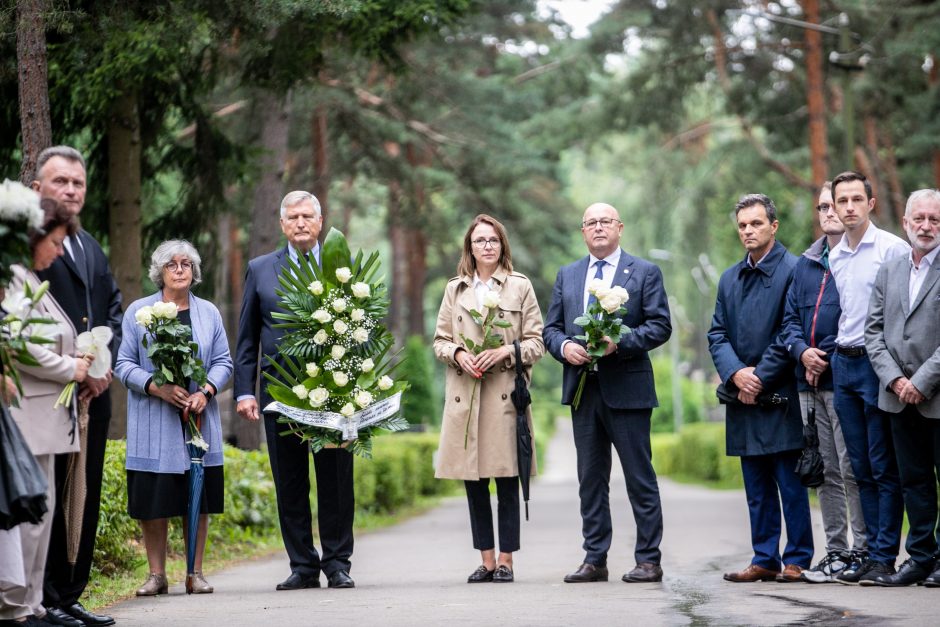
[909,245,940,305]
[829,221,909,347]
[472,274,495,311]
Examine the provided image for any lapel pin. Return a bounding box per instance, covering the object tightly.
[623,269,629,274]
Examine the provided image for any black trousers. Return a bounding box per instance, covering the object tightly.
[43,415,109,608]
[889,406,940,566]
[464,477,520,553]
[264,411,355,577]
[572,377,663,566]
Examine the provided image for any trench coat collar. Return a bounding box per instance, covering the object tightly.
[456,267,509,313]
[737,240,787,278]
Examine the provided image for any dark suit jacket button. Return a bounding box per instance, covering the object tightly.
[501,393,507,400]
[82,316,88,324]
[455,396,460,403]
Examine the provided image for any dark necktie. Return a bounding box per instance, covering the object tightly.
[586,260,606,308]
[70,235,89,284]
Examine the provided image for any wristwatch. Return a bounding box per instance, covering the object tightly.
[199,388,214,401]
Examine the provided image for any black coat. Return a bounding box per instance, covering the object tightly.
[36,230,123,422]
[707,241,802,456]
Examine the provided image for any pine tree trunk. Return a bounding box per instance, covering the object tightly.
[802,0,827,237]
[16,0,52,184]
[106,88,142,439]
[248,90,291,261]
[387,180,407,342]
[312,105,330,232]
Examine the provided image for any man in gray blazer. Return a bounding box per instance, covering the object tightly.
[865,188,940,587]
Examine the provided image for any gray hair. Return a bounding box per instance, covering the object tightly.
[35,145,86,180]
[148,239,203,288]
[904,189,940,216]
[279,190,321,219]
[734,193,778,222]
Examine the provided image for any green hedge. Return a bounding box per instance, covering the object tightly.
[93,433,460,579]
[651,422,743,488]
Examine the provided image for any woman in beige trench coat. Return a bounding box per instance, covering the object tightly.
[433,214,544,584]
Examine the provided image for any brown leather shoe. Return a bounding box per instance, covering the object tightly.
[723,564,779,582]
[776,564,804,582]
[622,562,663,583]
[187,571,214,594]
[564,563,609,583]
[136,573,169,596]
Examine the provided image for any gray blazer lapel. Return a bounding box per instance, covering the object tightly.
[910,261,940,315]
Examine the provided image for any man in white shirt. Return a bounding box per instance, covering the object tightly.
[827,171,909,585]
[865,189,940,586]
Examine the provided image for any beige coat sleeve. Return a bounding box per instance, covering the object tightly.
[433,280,462,366]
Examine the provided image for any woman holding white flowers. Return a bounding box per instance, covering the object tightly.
[1,199,90,623]
[433,214,545,584]
[115,240,232,596]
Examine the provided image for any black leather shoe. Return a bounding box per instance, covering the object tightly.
[276,572,321,590]
[467,565,495,583]
[564,563,609,583]
[858,561,896,586]
[622,562,664,583]
[63,603,114,627]
[493,565,514,583]
[925,565,940,588]
[43,607,85,627]
[327,570,355,588]
[871,558,933,587]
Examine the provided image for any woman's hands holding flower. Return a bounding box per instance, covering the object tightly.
[148,381,190,409]
[72,353,93,383]
[186,390,208,414]
[455,348,482,379]
[473,345,512,373]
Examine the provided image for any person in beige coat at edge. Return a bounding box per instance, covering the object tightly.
[0,199,92,625]
[434,213,545,585]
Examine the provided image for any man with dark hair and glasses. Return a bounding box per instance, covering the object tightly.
[827,171,909,585]
[544,202,671,585]
[709,193,814,583]
[781,182,867,583]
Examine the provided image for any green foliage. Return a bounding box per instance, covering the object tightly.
[398,335,439,426]
[650,355,716,433]
[651,422,743,489]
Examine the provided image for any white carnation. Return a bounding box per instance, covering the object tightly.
[312,309,332,323]
[360,358,374,373]
[354,389,374,408]
[335,267,353,283]
[309,387,329,406]
[350,308,365,322]
[333,371,349,386]
[351,282,370,298]
[340,402,355,417]
[292,384,309,400]
[313,329,329,345]
[134,306,154,327]
[332,298,347,313]
[305,362,320,377]
[333,319,349,335]
[308,280,324,295]
[378,375,393,391]
[352,327,369,344]
[331,345,346,359]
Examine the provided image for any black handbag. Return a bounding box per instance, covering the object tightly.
[0,401,49,530]
[795,396,825,488]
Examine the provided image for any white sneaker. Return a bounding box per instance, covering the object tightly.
[801,550,851,583]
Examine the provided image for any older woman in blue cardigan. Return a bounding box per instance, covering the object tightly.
[115,240,232,597]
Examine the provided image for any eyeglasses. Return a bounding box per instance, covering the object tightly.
[164,261,193,272]
[815,203,834,213]
[471,238,501,249]
[582,218,621,229]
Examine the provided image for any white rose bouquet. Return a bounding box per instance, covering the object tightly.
[264,228,408,457]
[571,279,631,409]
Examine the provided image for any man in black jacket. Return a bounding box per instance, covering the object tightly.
[33,146,122,627]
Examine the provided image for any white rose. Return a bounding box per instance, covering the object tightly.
[482,291,500,310]
[610,286,629,305]
[331,345,346,360]
[378,375,393,390]
[312,309,332,323]
[292,384,309,399]
[308,280,324,295]
[587,278,605,295]
[335,267,353,283]
[134,306,153,327]
[313,329,329,345]
[332,298,347,313]
[155,301,179,319]
[333,319,349,335]
[600,294,622,314]
[305,362,320,377]
[360,358,374,373]
[351,282,370,298]
[333,371,349,386]
[340,403,355,417]
[352,327,369,344]
[309,387,329,406]
[350,308,365,322]
[593,286,611,301]
[355,389,373,408]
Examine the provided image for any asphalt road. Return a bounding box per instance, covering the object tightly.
[107,419,937,626]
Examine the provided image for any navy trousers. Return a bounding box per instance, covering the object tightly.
[571,377,663,566]
[832,352,903,565]
[740,451,814,569]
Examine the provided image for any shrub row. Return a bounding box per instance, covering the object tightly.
[651,422,743,488]
[93,432,459,578]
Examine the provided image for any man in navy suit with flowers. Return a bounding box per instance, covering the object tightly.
[544,202,672,584]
